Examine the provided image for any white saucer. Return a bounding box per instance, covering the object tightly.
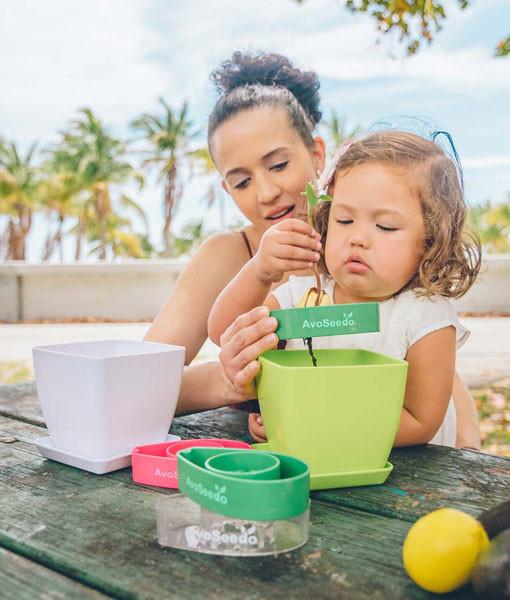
[35,434,181,475]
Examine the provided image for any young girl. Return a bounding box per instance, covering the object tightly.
[208,130,481,447]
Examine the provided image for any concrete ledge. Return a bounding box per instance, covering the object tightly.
[0,255,509,321]
[452,254,510,314]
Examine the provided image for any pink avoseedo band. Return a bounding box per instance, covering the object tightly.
[131,438,251,488]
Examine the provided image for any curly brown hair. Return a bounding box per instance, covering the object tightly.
[313,130,481,299]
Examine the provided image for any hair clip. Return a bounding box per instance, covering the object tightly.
[431,130,464,190]
[321,140,353,190]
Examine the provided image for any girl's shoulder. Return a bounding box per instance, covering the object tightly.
[394,290,468,350]
[395,289,454,311]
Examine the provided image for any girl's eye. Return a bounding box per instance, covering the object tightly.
[233,178,250,190]
[336,219,353,225]
[270,161,289,172]
[377,224,399,232]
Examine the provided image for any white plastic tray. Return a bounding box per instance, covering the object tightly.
[35,434,181,475]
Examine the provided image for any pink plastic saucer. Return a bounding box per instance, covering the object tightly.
[131,438,251,488]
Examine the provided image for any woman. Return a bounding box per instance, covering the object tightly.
[145,51,480,448]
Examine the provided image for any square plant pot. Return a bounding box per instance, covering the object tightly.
[255,349,408,488]
[33,339,185,459]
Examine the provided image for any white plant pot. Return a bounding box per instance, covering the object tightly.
[33,339,185,459]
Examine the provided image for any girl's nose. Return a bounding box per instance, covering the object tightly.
[348,228,370,248]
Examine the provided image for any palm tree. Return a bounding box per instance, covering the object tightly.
[321,110,362,155]
[188,146,229,229]
[38,169,82,261]
[131,99,197,256]
[0,139,40,260]
[468,198,510,253]
[51,108,148,259]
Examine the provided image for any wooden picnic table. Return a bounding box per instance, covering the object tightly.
[0,382,508,600]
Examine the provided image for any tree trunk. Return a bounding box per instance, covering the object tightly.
[162,165,177,257]
[94,182,110,260]
[7,206,32,260]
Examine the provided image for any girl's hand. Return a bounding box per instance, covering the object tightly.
[252,218,322,284]
[248,412,267,442]
[219,306,279,399]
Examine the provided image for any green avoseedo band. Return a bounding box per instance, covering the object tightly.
[271,302,379,340]
[155,447,310,556]
[178,448,309,520]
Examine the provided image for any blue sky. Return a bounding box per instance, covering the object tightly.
[1,0,509,259]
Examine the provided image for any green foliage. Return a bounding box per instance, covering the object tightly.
[468,199,510,253]
[171,220,209,256]
[495,36,510,57]
[293,1,507,57]
[48,108,149,259]
[303,182,332,224]
[321,110,361,155]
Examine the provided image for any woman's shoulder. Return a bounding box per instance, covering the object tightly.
[177,230,253,295]
[190,231,251,266]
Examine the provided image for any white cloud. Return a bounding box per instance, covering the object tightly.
[0,0,165,144]
[463,156,510,169]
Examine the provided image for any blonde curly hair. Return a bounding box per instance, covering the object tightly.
[314,130,481,298]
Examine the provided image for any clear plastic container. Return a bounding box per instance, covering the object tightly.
[155,494,309,556]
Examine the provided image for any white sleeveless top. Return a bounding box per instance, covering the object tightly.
[272,276,470,448]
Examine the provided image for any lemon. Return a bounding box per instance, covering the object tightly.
[403,508,490,594]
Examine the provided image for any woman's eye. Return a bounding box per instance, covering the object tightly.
[377,224,399,232]
[234,178,250,190]
[336,219,353,225]
[270,161,289,172]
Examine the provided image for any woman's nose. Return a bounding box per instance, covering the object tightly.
[256,176,281,205]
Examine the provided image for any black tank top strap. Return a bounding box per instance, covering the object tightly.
[240,230,253,259]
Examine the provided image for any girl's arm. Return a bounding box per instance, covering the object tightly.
[208,219,321,345]
[208,259,273,345]
[393,326,456,446]
[144,232,248,365]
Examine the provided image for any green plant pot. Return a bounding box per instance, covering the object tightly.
[255,348,408,489]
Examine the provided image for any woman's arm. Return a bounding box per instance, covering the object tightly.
[144,232,248,365]
[393,326,456,447]
[452,373,481,449]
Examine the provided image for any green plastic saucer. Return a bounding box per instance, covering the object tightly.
[252,443,393,490]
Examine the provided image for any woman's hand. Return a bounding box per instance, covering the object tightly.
[252,218,322,285]
[219,306,279,398]
[248,412,267,442]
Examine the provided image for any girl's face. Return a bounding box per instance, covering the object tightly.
[210,107,325,234]
[325,162,425,303]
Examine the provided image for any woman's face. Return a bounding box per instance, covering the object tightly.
[210,107,325,233]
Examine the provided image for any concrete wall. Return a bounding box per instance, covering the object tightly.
[0,260,185,321]
[0,255,509,322]
[451,254,510,314]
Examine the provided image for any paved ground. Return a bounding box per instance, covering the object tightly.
[1,318,509,387]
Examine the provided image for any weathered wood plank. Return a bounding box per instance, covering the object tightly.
[1,401,508,524]
[314,444,510,522]
[0,438,475,600]
[0,382,42,426]
[0,547,109,599]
